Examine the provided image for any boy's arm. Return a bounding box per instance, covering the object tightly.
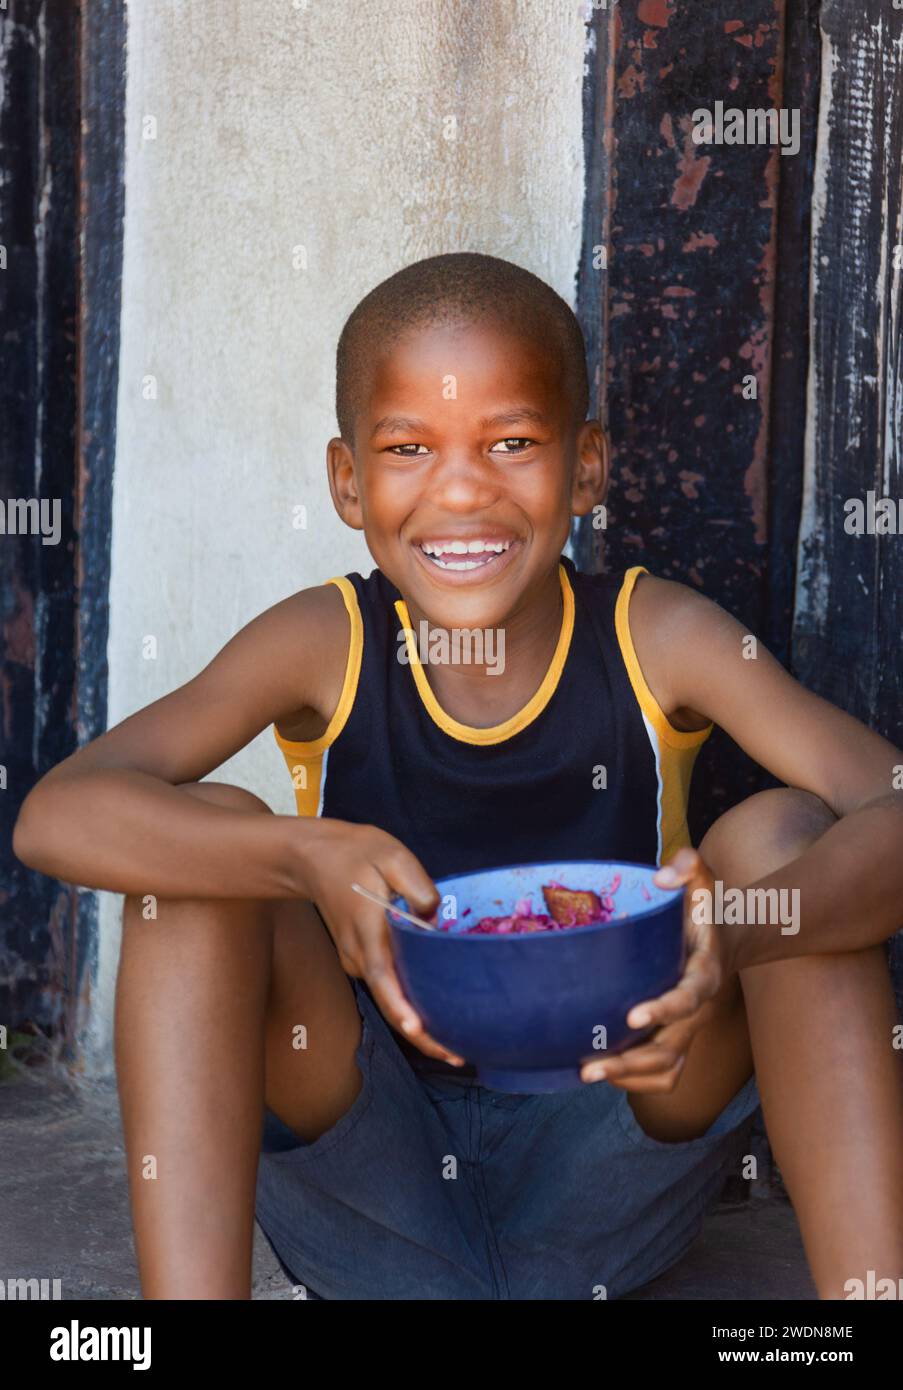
[13,582,457,1063]
[631,574,903,969]
[12,584,349,900]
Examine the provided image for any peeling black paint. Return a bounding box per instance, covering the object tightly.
[0,0,125,1060]
[765,0,821,671]
[576,0,793,840]
[576,0,902,1003]
[792,0,903,739]
[573,1,613,577]
[1,0,81,1045]
[790,0,903,1011]
[68,0,127,1062]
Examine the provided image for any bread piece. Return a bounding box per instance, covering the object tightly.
[542,886,602,926]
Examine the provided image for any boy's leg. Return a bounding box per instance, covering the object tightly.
[624,788,903,1298]
[115,781,362,1299]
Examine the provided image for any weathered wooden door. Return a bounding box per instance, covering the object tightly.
[574,0,902,1001]
[0,0,125,1061]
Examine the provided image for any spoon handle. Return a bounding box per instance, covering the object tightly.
[351,881,439,931]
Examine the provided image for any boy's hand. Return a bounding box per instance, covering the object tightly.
[580,848,727,1090]
[298,818,465,1067]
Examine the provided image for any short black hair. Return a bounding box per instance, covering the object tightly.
[335,251,589,444]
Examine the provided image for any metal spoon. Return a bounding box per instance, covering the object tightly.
[351,881,440,931]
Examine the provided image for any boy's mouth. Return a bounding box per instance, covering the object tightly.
[413,536,520,581]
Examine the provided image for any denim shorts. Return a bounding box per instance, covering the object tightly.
[255,979,761,1300]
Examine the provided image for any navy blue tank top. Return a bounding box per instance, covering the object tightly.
[273,554,711,1072]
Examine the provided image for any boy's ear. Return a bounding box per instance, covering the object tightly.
[570,420,608,518]
[327,437,364,531]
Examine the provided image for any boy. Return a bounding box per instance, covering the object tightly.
[14,252,903,1301]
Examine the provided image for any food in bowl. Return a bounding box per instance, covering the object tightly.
[387,859,684,1091]
[440,874,627,934]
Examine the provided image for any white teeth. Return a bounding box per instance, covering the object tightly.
[420,539,512,558]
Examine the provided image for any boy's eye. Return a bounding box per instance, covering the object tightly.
[491,437,536,454]
[384,438,538,457]
[387,443,430,456]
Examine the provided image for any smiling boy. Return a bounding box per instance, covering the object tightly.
[14,252,903,1300]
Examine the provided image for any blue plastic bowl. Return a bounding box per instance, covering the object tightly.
[387,860,685,1093]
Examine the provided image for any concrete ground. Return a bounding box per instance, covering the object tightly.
[0,1065,815,1301]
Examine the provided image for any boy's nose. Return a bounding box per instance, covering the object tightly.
[425,451,501,510]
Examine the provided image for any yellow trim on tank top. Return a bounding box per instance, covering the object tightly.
[272,575,364,817]
[392,560,575,747]
[615,565,713,864]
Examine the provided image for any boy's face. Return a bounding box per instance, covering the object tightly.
[328,318,607,628]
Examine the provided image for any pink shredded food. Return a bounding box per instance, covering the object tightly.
[442,875,622,935]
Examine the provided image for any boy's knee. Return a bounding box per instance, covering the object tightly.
[700,787,837,884]
[760,787,837,853]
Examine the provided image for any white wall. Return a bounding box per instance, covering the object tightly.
[87,0,589,1071]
